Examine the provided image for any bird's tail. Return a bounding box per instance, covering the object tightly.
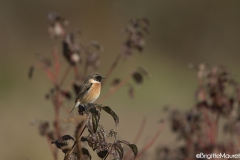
[70,101,80,115]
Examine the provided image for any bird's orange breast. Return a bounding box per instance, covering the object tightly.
[82,83,101,104]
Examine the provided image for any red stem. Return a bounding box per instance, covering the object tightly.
[133,117,147,144]
[59,65,72,86]
[52,48,60,80]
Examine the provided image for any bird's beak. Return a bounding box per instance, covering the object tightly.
[102,77,106,79]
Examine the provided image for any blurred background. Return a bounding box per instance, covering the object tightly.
[1,0,240,159]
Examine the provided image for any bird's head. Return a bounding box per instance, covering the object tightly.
[88,73,105,83]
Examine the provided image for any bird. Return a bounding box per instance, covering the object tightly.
[70,73,105,114]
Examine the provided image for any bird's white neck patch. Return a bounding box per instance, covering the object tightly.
[89,79,100,83]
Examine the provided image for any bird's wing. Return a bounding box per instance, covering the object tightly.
[75,82,92,103]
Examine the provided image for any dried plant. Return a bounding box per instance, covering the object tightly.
[155,64,240,160]
[29,12,163,160]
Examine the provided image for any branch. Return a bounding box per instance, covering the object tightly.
[59,65,72,86]
[54,88,61,139]
[36,63,57,84]
[68,120,87,156]
[133,117,147,144]
[52,48,60,81]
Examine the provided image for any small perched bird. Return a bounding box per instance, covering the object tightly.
[70,73,105,114]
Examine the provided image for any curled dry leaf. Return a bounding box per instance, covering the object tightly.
[137,66,151,79]
[118,140,138,159]
[97,150,109,159]
[87,124,107,151]
[108,141,124,160]
[85,107,101,133]
[51,135,75,153]
[132,72,143,84]
[82,148,92,160]
[78,105,86,116]
[101,106,119,126]
[60,90,72,100]
[80,136,88,142]
[121,17,150,58]
[38,121,49,136]
[63,32,81,65]
[86,113,100,133]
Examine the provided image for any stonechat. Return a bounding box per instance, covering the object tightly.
[70,73,105,114]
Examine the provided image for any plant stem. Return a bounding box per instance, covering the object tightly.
[52,48,60,80]
[59,65,72,86]
[54,85,61,139]
[133,117,147,144]
[69,125,86,155]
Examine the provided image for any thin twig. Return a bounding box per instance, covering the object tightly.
[69,125,86,156]
[59,65,72,86]
[54,90,61,139]
[52,48,60,81]
[133,117,147,144]
[35,63,57,84]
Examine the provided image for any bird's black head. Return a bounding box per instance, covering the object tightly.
[90,73,105,82]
